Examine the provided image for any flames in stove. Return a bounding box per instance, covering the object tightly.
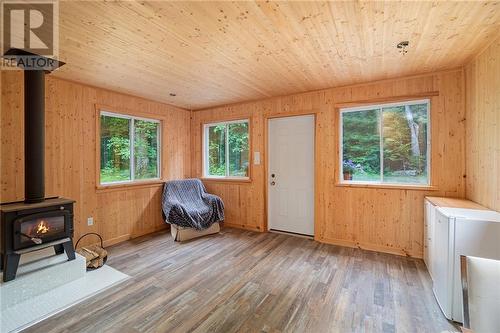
[35,220,50,234]
[26,219,51,237]
[20,216,65,245]
[23,220,51,245]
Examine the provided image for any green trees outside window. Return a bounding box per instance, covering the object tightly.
[207,125,226,176]
[205,120,249,178]
[134,120,159,180]
[100,113,160,184]
[341,100,429,185]
[342,109,380,182]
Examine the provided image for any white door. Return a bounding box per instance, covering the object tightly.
[268,115,314,236]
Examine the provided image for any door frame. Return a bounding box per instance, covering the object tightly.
[264,112,319,238]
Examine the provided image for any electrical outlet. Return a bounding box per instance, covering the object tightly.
[87,217,94,226]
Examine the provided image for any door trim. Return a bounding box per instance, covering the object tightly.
[264,113,318,237]
[269,229,314,239]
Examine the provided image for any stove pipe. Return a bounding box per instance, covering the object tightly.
[2,48,65,203]
[24,70,46,203]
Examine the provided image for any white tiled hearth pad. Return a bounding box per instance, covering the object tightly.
[0,248,129,332]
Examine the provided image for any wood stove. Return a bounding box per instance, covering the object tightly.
[0,49,75,282]
[1,199,76,282]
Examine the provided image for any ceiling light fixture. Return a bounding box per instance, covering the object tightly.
[397,41,409,55]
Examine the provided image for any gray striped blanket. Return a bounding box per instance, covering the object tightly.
[161,179,224,230]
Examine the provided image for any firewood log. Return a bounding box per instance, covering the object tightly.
[89,258,100,268]
[78,244,106,268]
[93,246,108,259]
[77,247,98,263]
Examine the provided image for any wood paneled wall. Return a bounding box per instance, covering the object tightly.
[0,67,472,256]
[192,70,466,258]
[465,37,500,212]
[1,71,191,246]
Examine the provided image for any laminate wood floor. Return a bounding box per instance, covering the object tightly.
[24,228,458,333]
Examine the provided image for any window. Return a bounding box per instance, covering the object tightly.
[100,111,160,184]
[203,119,249,179]
[340,99,430,185]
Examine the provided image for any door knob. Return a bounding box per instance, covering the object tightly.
[270,181,276,186]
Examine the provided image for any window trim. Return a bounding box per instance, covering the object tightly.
[339,99,431,187]
[202,118,250,180]
[99,110,162,186]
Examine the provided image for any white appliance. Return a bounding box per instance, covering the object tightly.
[432,207,500,322]
[464,256,500,332]
[424,200,436,280]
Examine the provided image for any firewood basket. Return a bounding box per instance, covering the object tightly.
[75,232,108,271]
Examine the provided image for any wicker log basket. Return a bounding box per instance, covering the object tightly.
[75,233,108,270]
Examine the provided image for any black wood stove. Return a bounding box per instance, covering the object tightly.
[0,49,75,282]
[0,199,76,282]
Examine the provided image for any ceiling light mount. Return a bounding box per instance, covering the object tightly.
[397,41,409,55]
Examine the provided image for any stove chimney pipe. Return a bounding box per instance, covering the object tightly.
[2,49,65,203]
[24,69,46,203]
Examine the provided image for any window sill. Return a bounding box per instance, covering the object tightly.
[201,177,251,184]
[96,179,164,192]
[336,182,438,191]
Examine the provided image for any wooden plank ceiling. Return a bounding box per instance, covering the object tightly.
[54,1,500,109]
